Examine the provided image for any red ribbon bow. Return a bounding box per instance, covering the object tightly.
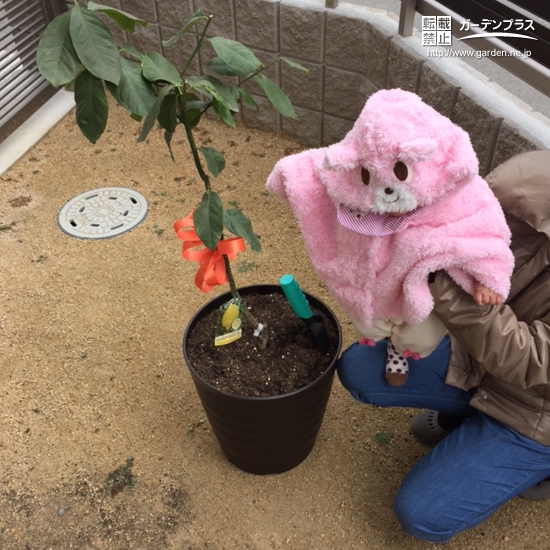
[174,212,245,293]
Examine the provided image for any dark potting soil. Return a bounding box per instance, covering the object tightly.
[185,292,340,398]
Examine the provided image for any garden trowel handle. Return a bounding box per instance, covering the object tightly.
[279,274,313,319]
[280,274,329,354]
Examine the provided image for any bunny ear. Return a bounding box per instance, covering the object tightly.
[323,142,361,171]
[265,158,290,200]
[444,126,479,186]
[447,159,478,186]
[398,138,438,163]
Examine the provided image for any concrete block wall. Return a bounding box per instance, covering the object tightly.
[95,0,548,175]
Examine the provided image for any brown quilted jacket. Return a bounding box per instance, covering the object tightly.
[431,150,550,445]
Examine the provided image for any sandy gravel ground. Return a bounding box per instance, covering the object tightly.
[1,103,550,549]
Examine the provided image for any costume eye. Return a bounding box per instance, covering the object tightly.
[393,161,408,181]
[361,167,370,185]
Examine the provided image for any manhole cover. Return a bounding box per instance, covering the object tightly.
[58,187,148,239]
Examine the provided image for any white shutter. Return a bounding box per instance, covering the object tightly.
[0,0,67,139]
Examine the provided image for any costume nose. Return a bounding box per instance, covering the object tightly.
[384,188,394,195]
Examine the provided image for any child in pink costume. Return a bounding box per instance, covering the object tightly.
[266,89,514,386]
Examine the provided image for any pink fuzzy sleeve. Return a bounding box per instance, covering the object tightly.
[265,158,290,201]
[266,149,327,202]
[399,184,514,324]
[265,149,336,218]
[265,149,346,270]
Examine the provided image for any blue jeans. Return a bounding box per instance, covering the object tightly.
[337,337,550,543]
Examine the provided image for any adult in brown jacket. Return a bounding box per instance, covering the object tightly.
[337,150,550,542]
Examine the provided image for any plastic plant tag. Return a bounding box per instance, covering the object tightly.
[215,298,244,346]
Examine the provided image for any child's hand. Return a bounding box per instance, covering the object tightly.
[473,282,503,306]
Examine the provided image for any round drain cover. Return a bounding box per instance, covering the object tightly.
[58,187,148,239]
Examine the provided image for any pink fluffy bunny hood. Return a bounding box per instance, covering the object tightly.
[266,89,514,327]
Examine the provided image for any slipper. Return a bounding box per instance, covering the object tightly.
[520,477,550,500]
[410,410,450,447]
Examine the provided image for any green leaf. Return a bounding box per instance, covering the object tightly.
[200,147,225,178]
[178,93,205,128]
[253,75,296,119]
[280,57,310,75]
[194,192,223,252]
[74,70,109,143]
[187,77,235,127]
[183,107,202,129]
[106,58,156,116]
[36,12,81,87]
[162,8,206,47]
[157,93,178,133]
[208,37,262,74]
[224,209,262,252]
[212,97,235,127]
[141,52,182,86]
[164,131,175,162]
[185,99,210,110]
[179,92,204,110]
[206,56,249,77]
[137,85,174,143]
[186,77,212,94]
[119,43,143,61]
[200,76,239,112]
[70,5,121,85]
[238,88,258,109]
[87,2,148,32]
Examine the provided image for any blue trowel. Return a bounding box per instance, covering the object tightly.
[279,274,330,354]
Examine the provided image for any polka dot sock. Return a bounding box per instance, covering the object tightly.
[385,340,409,386]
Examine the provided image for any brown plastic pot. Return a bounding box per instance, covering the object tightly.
[182,284,342,475]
